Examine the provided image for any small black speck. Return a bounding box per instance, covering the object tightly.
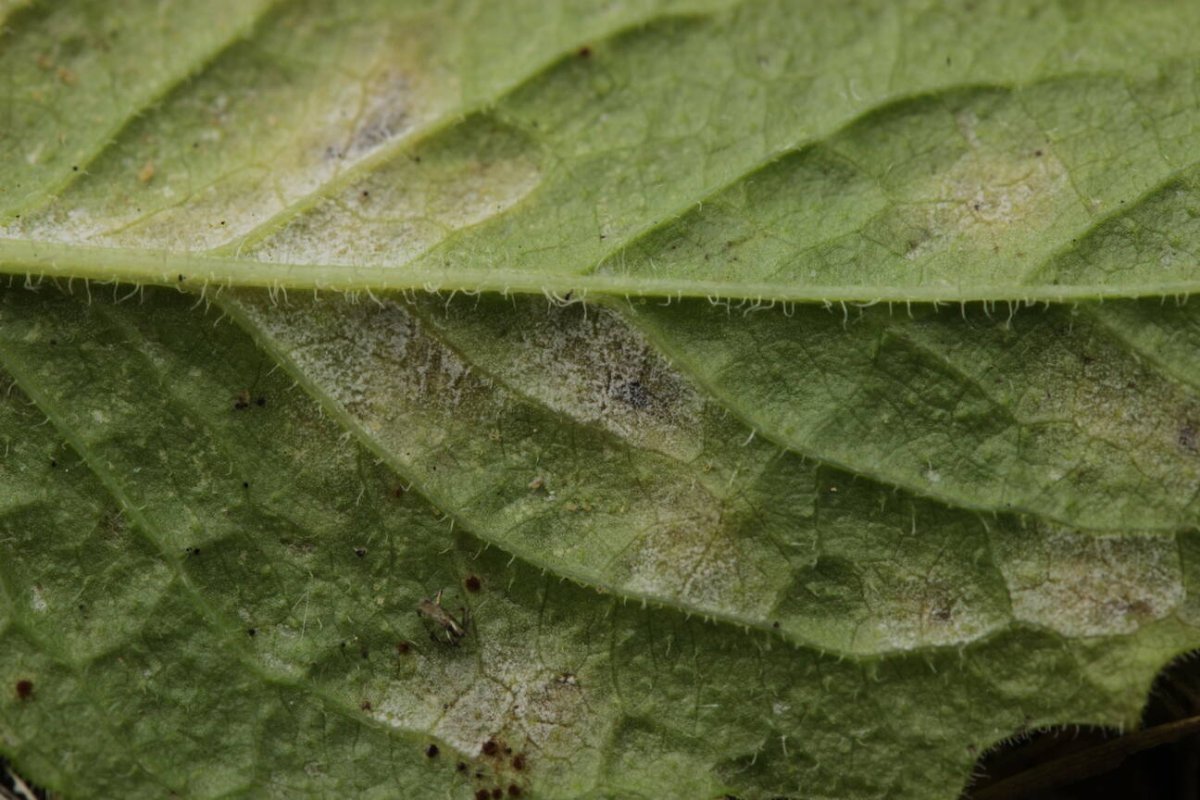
[15,680,33,700]
[247,628,257,637]
[255,395,266,407]
[177,274,186,282]
[772,621,780,629]
[355,547,367,558]
[457,762,468,773]
[425,744,440,758]
[1034,149,1044,157]
[71,165,78,172]
[242,481,250,489]
[49,459,57,468]
[577,45,592,58]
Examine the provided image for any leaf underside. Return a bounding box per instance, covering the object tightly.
[3,2,1200,799]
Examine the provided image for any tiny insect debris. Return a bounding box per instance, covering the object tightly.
[417,589,470,645]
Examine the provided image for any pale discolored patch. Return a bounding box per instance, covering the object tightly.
[901,110,1072,263]
[252,118,542,269]
[994,525,1183,637]
[2,7,463,252]
[417,297,706,463]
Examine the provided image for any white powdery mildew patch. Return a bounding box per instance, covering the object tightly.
[252,131,541,269]
[3,38,454,252]
[903,111,1071,263]
[487,302,706,462]
[620,482,771,616]
[856,573,1005,652]
[236,293,486,434]
[372,637,601,775]
[997,526,1183,637]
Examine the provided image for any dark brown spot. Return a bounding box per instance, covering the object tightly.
[425,744,440,758]
[507,786,522,797]
[242,481,250,489]
[355,547,367,558]
[360,700,372,711]
[577,45,592,58]
[491,790,503,800]
[247,628,257,637]
[1034,149,1044,157]
[1179,424,1198,453]
[456,762,468,773]
[391,485,407,498]
[49,459,57,468]
[503,746,512,756]
[771,621,780,629]
[481,739,499,757]
[475,791,490,800]
[396,641,411,655]
[15,680,33,700]
[511,754,526,771]
[254,395,266,408]
[465,575,482,593]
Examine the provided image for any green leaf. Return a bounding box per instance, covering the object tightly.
[3,285,1200,799]
[5,2,1200,799]
[4,0,1200,299]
